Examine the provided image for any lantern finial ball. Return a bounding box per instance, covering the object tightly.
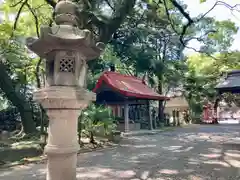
[54,0,79,25]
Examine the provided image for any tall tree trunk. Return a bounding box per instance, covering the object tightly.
[213,95,220,124]
[35,58,47,138]
[0,62,37,134]
[158,78,164,125]
[35,58,42,89]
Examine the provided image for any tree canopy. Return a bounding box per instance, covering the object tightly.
[0,0,239,133]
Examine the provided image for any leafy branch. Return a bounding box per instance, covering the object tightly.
[10,0,42,87]
[44,0,136,43]
[10,0,24,7]
[25,3,40,37]
[168,0,239,45]
[161,0,238,59]
[104,0,115,11]
[12,0,28,36]
[44,0,56,8]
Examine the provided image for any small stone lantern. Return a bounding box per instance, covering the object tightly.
[26,1,105,180]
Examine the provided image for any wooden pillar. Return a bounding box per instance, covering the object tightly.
[153,109,157,129]
[124,101,129,132]
[176,109,180,126]
[173,110,176,126]
[117,106,121,117]
[147,101,153,130]
[213,94,221,124]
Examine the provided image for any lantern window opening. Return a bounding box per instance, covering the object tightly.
[59,56,75,73]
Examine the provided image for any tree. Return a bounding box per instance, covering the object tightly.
[183,51,240,119]
[110,0,186,124]
[0,21,39,133]
[0,0,137,134]
[0,0,239,133]
[87,45,123,90]
[110,0,238,124]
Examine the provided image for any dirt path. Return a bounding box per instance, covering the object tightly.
[1,124,240,180]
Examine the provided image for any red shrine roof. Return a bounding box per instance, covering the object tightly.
[93,71,169,100]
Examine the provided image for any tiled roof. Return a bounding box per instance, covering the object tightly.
[216,70,240,92]
[93,71,169,100]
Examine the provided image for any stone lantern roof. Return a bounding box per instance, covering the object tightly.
[26,0,104,60]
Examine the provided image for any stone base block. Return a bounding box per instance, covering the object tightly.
[47,153,77,180]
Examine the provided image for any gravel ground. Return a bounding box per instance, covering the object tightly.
[1,124,240,180]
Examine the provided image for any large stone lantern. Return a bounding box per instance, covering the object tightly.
[26,1,104,180]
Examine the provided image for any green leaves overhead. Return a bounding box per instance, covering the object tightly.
[0,0,239,126]
[204,20,238,52]
[1,0,53,37]
[183,51,240,115]
[0,22,13,39]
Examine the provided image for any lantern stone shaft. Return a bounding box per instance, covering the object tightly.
[26,1,104,180]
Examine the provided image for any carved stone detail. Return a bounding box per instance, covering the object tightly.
[59,56,75,73]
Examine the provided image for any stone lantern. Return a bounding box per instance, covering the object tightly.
[26,1,104,180]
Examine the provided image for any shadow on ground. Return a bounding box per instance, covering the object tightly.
[0,125,240,180]
[0,140,42,167]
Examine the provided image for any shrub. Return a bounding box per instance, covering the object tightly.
[78,103,116,144]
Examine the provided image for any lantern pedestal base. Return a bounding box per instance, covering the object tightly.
[33,86,95,180]
[44,109,80,180]
[46,153,77,180]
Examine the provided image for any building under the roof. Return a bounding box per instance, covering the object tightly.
[214,70,240,123]
[93,71,169,132]
[164,95,189,125]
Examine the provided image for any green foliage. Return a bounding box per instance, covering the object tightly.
[1,0,52,36]
[0,0,239,133]
[110,1,184,92]
[87,45,123,90]
[0,96,9,110]
[183,51,240,117]
[79,104,117,137]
